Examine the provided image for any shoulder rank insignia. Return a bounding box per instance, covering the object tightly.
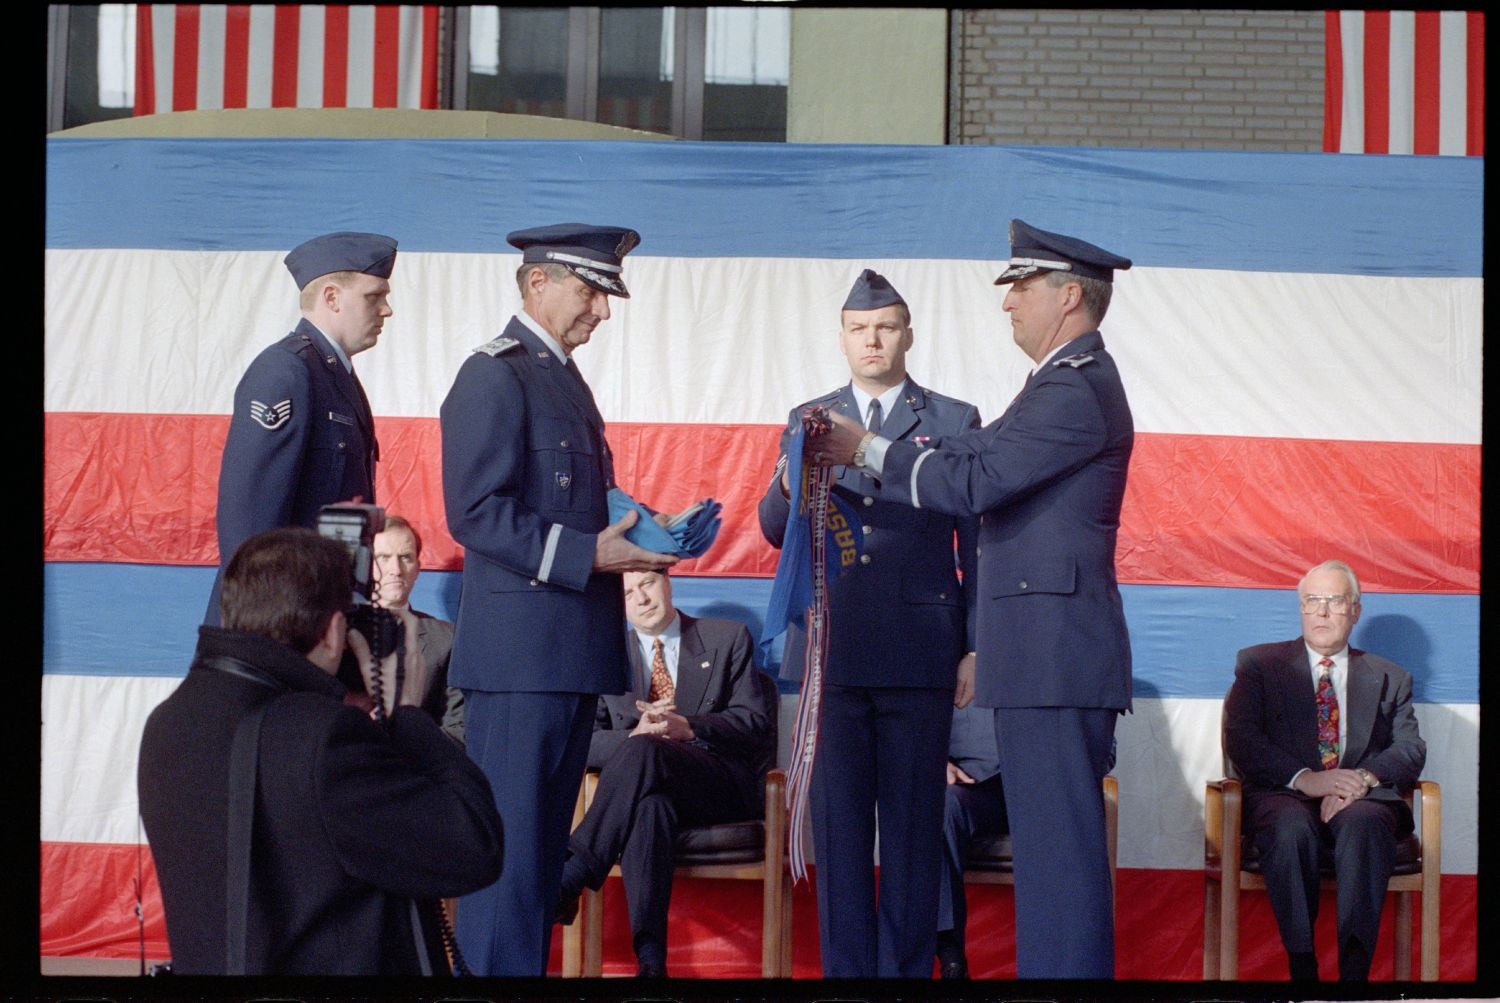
[250,399,292,430]
[474,335,522,357]
[1052,352,1096,368]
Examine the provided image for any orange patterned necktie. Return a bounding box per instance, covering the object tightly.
[647,637,674,703]
[1316,656,1340,770]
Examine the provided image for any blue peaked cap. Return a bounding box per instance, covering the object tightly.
[842,268,907,311]
[508,223,642,298]
[994,219,1131,285]
[284,231,398,288]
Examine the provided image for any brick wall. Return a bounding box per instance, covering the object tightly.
[950,9,1324,151]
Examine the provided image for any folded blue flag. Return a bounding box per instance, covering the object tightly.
[607,488,723,559]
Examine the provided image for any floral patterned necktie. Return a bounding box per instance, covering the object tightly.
[1316,657,1340,770]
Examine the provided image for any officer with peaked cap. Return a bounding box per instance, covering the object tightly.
[206,231,398,624]
[810,221,1134,978]
[440,223,677,976]
[758,268,980,977]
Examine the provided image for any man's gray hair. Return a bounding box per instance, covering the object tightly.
[1045,269,1113,326]
[1298,559,1362,605]
[515,261,572,297]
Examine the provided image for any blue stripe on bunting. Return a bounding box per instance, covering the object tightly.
[44,564,1478,704]
[45,140,1483,277]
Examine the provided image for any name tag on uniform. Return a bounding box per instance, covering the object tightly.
[328,411,355,426]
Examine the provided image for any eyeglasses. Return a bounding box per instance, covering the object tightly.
[1300,594,1354,614]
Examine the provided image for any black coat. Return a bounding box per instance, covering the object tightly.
[138,626,503,975]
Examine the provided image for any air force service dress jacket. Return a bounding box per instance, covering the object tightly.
[758,381,979,688]
[440,318,628,695]
[216,318,378,563]
[878,331,1133,711]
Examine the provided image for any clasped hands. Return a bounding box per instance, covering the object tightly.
[630,697,695,742]
[1294,766,1373,822]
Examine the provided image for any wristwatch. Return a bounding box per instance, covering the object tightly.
[852,431,876,469]
[1356,767,1379,789]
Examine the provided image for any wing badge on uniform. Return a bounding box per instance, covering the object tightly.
[250,399,293,430]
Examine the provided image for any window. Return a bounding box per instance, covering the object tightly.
[48,5,792,141]
[456,6,788,141]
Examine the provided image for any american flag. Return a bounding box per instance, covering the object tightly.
[133,4,439,114]
[1324,10,1485,155]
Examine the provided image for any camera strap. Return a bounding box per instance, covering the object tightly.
[209,655,287,975]
[225,696,274,975]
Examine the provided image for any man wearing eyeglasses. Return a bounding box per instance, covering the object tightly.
[1223,559,1426,982]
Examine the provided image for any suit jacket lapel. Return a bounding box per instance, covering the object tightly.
[624,630,646,699]
[672,614,713,713]
[880,380,922,443]
[1276,641,1322,769]
[1342,648,1378,766]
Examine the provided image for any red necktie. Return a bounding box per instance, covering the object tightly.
[1316,656,1339,770]
[647,638,674,703]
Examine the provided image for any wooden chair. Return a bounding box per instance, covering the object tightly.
[561,767,792,977]
[1203,771,1440,980]
[962,774,1119,908]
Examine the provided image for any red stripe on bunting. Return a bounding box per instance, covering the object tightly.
[41,841,168,960]
[322,6,349,108]
[421,5,440,108]
[1413,11,1442,155]
[40,839,1478,980]
[373,5,401,108]
[1362,11,1391,154]
[223,6,251,109]
[1466,11,1485,155]
[170,5,199,112]
[41,414,1480,593]
[133,6,156,115]
[270,5,300,108]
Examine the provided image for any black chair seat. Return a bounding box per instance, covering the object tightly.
[675,819,765,865]
[963,831,1016,872]
[1238,832,1422,876]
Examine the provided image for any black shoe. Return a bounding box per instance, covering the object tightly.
[1289,950,1319,982]
[940,959,969,980]
[554,888,581,926]
[636,959,668,978]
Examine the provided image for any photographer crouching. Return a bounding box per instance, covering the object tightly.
[137,523,503,975]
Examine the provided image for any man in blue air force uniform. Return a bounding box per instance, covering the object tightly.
[439,224,678,976]
[758,269,979,978]
[811,221,1134,979]
[207,231,397,623]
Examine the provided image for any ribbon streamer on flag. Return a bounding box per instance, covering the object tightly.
[760,407,863,883]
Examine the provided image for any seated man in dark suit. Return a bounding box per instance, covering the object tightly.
[372,514,465,742]
[555,568,778,977]
[934,700,1007,980]
[1224,559,1426,982]
[337,514,464,742]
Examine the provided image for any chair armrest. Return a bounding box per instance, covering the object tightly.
[763,768,787,868]
[1204,778,1241,873]
[1416,779,1440,873]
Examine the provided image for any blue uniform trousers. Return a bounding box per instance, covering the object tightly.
[455,690,595,976]
[993,705,1116,979]
[811,683,952,977]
